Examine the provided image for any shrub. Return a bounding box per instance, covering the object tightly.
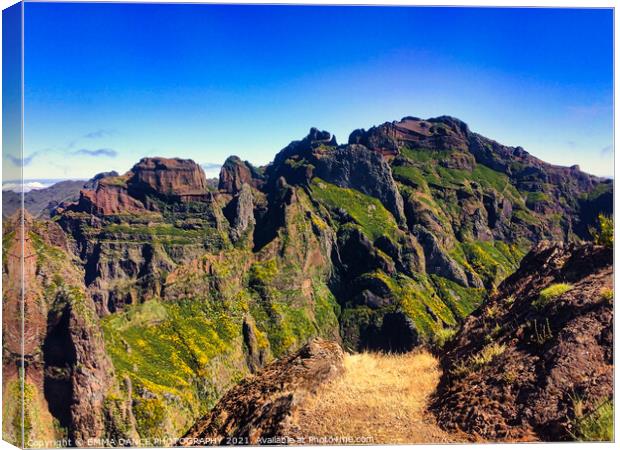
[572,399,614,442]
[433,326,458,349]
[590,214,613,248]
[471,342,506,367]
[450,342,506,377]
[485,304,501,319]
[600,287,613,303]
[532,283,573,309]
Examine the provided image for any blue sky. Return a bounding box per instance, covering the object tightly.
[10,3,615,179]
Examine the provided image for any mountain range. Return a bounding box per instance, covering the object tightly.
[2,115,613,446]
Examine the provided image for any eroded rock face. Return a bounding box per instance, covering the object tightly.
[219,156,265,194]
[56,158,231,316]
[349,116,470,156]
[2,213,126,446]
[77,178,146,216]
[129,157,208,198]
[312,144,406,225]
[268,129,406,224]
[226,183,256,243]
[67,157,211,217]
[179,339,344,446]
[432,242,613,441]
[413,225,471,287]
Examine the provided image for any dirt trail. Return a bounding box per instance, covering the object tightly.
[293,350,464,444]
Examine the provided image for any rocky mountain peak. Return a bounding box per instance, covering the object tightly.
[85,171,120,189]
[128,156,208,197]
[219,155,264,194]
[348,115,471,157]
[307,127,337,146]
[271,128,337,168]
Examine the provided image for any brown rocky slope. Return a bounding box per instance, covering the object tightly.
[431,241,613,441]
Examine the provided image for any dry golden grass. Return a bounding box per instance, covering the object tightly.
[293,350,463,444]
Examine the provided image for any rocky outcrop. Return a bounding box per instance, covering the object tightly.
[312,144,406,225]
[77,177,146,216]
[64,157,211,217]
[349,116,470,156]
[55,158,232,315]
[128,157,208,198]
[2,212,126,447]
[85,171,120,189]
[218,156,264,194]
[271,127,337,170]
[268,129,406,224]
[179,339,344,446]
[51,287,118,444]
[432,242,613,441]
[413,226,475,287]
[225,183,256,243]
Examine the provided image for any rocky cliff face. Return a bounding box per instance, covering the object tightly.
[2,115,612,446]
[129,157,209,199]
[432,242,613,441]
[218,156,264,195]
[2,213,133,447]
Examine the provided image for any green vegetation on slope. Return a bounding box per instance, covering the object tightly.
[101,222,229,248]
[248,258,340,357]
[532,283,573,309]
[340,270,485,349]
[101,296,249,440]
[310,178,399,241]
[454,240,526,288]
[396,147,524,205]
[429,275,486,319]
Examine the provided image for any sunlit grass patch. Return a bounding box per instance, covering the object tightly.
[532,283,573,309]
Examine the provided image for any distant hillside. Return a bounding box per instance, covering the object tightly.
[2,179,86,218]
[1,172,122,219]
